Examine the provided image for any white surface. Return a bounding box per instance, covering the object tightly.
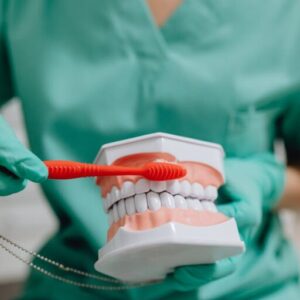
[0,100,58,283]
[95,220,244,282]
[95,132,225,179]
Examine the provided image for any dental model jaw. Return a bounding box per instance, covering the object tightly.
[94,133,244,283]
[99,152,226,240]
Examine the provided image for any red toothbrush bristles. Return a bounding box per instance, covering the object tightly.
[143,162,187,180]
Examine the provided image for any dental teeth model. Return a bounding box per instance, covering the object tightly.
[94,133,244,282]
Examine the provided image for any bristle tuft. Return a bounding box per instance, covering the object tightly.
[144,163,186,181]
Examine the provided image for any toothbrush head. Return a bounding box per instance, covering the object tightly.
[142,162,187,181]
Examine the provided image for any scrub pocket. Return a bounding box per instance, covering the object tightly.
[225,105,282,156]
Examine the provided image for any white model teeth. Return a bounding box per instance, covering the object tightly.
[117,199,126,219]
[205,185,218,201]
[108,191,218,224]
[202,200,217,212]
[191,183,205,198]
[194,199,203,211]
[160,192,175,208]
[108,209,114,225]
[113,204,119,223]
[135,179,150,194]
[125,196,135,215]
[186,198,196,209]
[104,182,218,212]
[180,180,191,197]
[134,194,148,213]
[174,195,187,209]
[105,193,112,210]
[111,186,120,200]
[147,192,161,211]
[166,180,181,194]
[186,198,203,211]
[110,186,121,206]
[150,181,167,193]
[120,182,135,199]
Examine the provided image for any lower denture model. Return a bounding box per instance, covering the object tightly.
[94,133,245,282]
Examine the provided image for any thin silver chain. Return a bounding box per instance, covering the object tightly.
[0,234,159,290]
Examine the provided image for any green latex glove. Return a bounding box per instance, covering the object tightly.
[218,153,285,244]
[163,257,237,293]
[0,116,48,196]
[162,153,285,293]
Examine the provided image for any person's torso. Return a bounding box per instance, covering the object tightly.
[5,0,300,299]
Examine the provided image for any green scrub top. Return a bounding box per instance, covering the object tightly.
[1,0,300,299]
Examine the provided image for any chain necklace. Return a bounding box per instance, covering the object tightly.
[0,234,160,291]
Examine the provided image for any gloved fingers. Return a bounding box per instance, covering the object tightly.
[0,172,27,196]
[0,117,48,183]
[218,201,261,229]
[217,184,262,228]
[14,155,48,183]
[0,147,48,183]
[169,257,237,292]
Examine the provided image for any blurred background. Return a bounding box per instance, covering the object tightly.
[0,100,300,299]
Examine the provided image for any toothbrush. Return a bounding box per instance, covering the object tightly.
[0,161,187,181]
[44,160,186,181]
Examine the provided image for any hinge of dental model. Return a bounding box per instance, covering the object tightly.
[0,234,161,290]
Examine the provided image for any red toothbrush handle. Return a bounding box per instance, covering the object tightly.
[44,160,142,179]
[45,161,88,179]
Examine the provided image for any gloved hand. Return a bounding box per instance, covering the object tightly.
[0,116,48,196]
[218,153,285,244]
[163,153,285,292]
[164,256,238,292]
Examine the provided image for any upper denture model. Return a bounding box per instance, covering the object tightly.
[94,133,244,282]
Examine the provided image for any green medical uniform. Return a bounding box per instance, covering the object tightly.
[1,0,300,299]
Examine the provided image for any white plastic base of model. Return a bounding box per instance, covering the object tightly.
[95,219,245,283]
